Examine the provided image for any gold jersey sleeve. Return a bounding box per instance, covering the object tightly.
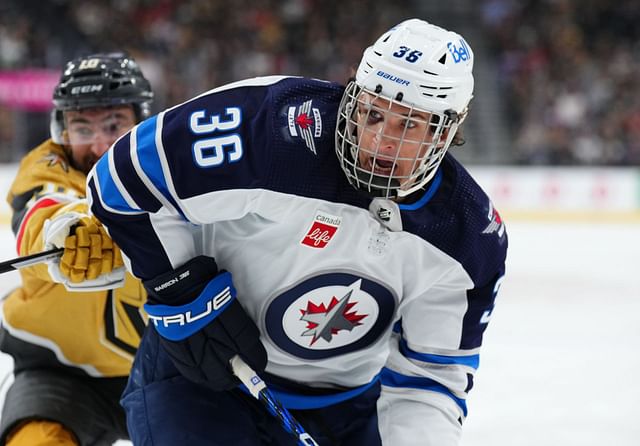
[2,139,147,377]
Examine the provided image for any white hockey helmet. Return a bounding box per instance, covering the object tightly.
[336,19,475,199]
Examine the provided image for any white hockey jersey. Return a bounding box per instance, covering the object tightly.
[87,76,508,445]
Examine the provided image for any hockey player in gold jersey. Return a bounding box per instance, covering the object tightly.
[0,53,153,446]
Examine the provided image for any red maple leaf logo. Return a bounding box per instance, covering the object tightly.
[295,113,314,129]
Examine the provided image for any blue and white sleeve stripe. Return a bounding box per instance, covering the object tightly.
[382,324,477,416]
[130,113,188,220]
[93,146,142,214]
[399,338,479,370]
[380,367,468,416]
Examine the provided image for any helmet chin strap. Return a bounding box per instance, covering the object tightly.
[49,110,65,144]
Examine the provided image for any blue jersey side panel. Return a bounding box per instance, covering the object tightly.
[399,153,508,350]
[400,153,507,286]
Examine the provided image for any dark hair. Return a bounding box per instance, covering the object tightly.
[451,125,466,147]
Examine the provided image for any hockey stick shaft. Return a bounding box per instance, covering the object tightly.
[0,247,64,274]
[230,355,319,446]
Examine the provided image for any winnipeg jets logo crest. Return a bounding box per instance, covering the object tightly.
[299,280,368,345]
[287,100,322,155]
[482,201,505,237]
[266,273,396,359]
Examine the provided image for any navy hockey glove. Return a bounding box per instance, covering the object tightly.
[143,256,267,391]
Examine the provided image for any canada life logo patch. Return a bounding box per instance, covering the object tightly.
[265,273,396,359]
[301,211,341,248]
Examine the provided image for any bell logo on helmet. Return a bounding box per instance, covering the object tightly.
[447,39,472,63]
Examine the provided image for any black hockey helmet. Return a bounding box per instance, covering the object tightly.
[51,52,153,143]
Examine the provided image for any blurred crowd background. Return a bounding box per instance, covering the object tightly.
[1,0,639,166]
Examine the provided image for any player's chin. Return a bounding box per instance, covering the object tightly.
[81,159,98,175]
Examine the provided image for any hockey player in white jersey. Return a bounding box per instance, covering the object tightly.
[87,18,507,445]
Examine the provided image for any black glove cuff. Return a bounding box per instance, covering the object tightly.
[144,255,219,306]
